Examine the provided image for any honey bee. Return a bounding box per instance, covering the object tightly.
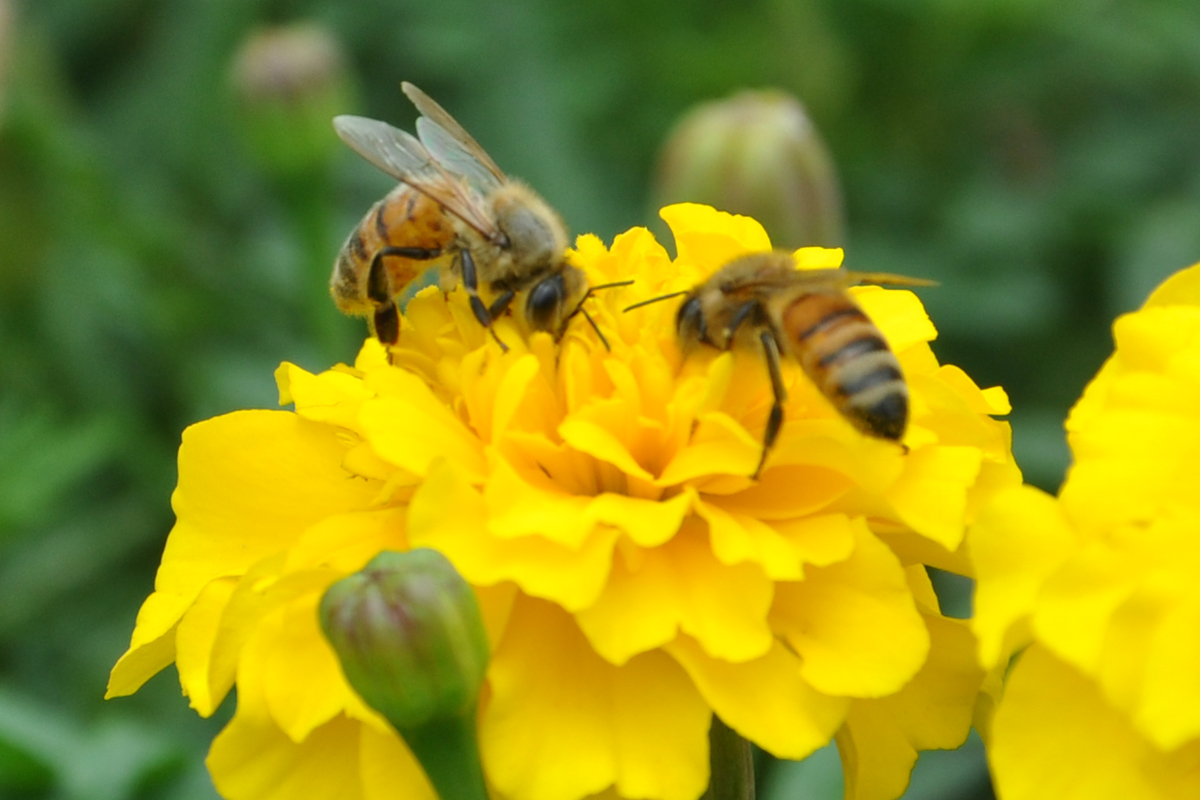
[331,82,624,350]
[626,251,934,477]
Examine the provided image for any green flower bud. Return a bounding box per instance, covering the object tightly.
[320,549,489,800]
[320,548,489,728]
[653,90,844,249]
[230,22,354,178]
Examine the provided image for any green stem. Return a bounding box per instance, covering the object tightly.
[704,716,755,800]
[399,712,489,800]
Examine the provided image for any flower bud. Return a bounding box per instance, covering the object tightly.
[321,549,490,800]
[653,90,844,248]
[320,548,489,730]
[230,22,354,177]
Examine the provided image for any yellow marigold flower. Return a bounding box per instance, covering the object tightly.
[108,204,1018,800]
[969,262,1200,800]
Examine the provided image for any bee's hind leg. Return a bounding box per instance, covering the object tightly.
[755,331,789,479]
[371,301,401,364]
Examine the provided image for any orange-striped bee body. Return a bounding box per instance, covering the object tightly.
[646,251,933,476]
[331,82,622,352]
[331,185,455,343]
[777,289,907,440]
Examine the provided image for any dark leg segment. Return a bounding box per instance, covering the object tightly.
[488,290,515,319]
[724,301,760,349]
[756,331,788,479]
[373,301,401,348]
[458,249,507,351]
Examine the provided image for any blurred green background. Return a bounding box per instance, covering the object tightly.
[3,0,1200,798]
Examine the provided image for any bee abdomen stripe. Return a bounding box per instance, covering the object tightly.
[817,335,888,367]
[833,359,904,397]
[795,306,867,342]
[374,202,389,240]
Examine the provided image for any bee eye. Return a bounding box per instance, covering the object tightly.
[676,297,707,342]
[526,274,565,331]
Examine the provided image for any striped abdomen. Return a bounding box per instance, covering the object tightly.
[330,185,454,315]
[780,291,907,440]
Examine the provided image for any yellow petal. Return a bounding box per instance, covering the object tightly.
[792,246,845,270]
[884,445,983,550]
[850,287,938,355]
[359,724,437,800]
[247,594,354,742]
[283,509,408,575]
[659,203,772,273]
[1032,539,1137,676]
[359,384,486,481]
[697,501,808,580]
[837,613,983,800]
[486,453,595,547]
[576,520,775,665]
[175,576,238,716]
[666,635,849,760]
[277,363,374,431]
[483,596,710,800]
[990,644,1200,800]
[771,521,929,698]
[163,410,376,606]
[409,460,619,611]
[968,485,1079,668]
[208,713,366,800]
[1143,260,1200,307]
[1138,593,1200,750]
[105,592,184,697]
[559,417,656,482]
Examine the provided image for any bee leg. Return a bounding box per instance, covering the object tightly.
[378,245,443,260]
[460,249,508,352]
[372,302,401,365]
[723,301,760,349]
[488,290,515,319]
[755,331,788,480]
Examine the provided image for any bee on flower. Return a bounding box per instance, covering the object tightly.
[108,204,1019,800]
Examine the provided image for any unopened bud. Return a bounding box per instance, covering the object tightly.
[320,549,489,800]
[320,548,488,729]
[230,22,353,177]
[653,90,844,248]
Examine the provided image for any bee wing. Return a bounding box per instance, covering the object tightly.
[333,114,501,241]
[842,271,938,288]
[402,82,507,192]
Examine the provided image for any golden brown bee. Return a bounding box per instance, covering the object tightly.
[627,251,934,477]
[331,82,622,350]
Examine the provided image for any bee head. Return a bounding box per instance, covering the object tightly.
[526,272,567,333]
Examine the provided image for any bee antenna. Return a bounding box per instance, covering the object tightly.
[580,308,612,351]
[623,291,690,313]
[564,279,636,323]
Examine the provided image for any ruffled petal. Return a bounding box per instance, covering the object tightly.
[208,713,366,800]
[969,485,1079,668]
[410,460,618,611]
[771,521,928,697]
[990,644,1200,800]
[659,204,772,273]
[666,635,849,759]
[483,596,710,800]
[575,519,774,665]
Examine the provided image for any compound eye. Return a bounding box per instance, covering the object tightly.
[526,274,565,332]
[676,296,707,342]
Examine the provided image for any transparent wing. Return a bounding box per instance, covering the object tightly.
[402,82,507,190]
[842,271,938,288]
[333,114,500,240]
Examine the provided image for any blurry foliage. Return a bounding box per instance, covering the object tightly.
[2,0,1200,798]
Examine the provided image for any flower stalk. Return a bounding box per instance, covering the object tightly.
[704,717,755,800]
